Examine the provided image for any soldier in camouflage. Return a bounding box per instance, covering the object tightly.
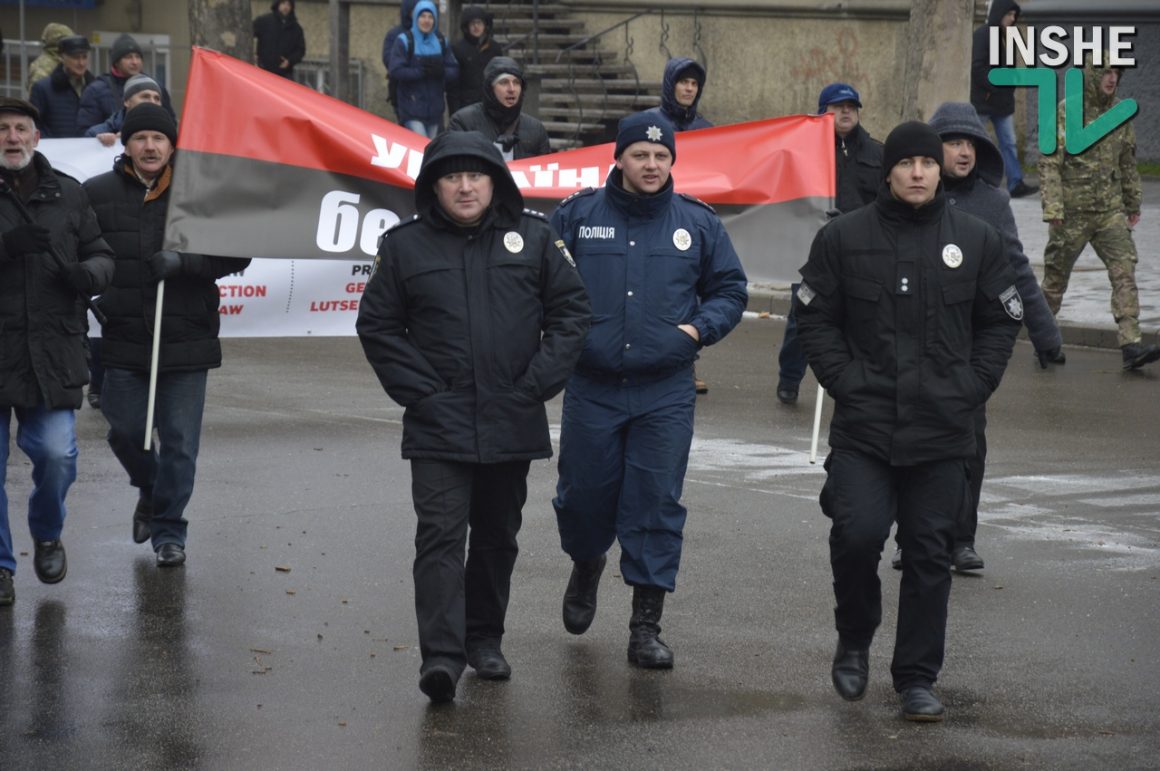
[1039,56,1160,370]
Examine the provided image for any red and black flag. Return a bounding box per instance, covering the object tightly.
[166,48,834,282]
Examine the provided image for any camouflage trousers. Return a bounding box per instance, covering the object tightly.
[1041,210,1141,348]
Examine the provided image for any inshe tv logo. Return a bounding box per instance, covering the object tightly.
[987,25,1139,155]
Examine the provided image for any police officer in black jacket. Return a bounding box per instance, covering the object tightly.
[357,131,589,704]
[796,122,1021,722]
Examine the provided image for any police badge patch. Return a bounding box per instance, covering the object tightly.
[797,282,816,306]
[999,285,1024,321]
[503,232,524,253]
[672,228,692,251]
[554,239,576,267]
[942,243,963,269]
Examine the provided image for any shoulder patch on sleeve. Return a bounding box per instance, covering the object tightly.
[553,238,576,267]
[558,187,597,208]
[678,192,716,213]
[999,285,1024,321]
[796,282,816,306]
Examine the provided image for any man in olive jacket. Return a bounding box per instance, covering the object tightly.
[0,97,114,605]
[357,130,589,703]
[83,103,250,569]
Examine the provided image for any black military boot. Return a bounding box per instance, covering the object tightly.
[627,586,673,669]
[1122,342,1160,371]
[562,554,606,634]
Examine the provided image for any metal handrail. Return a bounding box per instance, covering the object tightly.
[553,11,653,65]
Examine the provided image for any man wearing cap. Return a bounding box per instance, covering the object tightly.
[550,112,747,669]
[29,35,94,138]
[0,97,114,606]
[78,33,174,133]
[796,121,1020,721]
[357,131,589,703]
[82,103,250,569]
[83,73,165,147]
[776,82,883,405]
[26,23,76,92]
[446,56,550,161]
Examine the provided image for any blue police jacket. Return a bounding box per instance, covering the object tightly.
[551,168,748,381]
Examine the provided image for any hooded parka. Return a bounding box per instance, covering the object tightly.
[970,0,1021,117]
[446,57,551,159]
[253,0,307,78]
[357,131,590,463]
[643,57,712,132]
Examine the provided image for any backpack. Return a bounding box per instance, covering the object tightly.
[387,29,448,107]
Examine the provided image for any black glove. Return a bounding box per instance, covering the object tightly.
[422,56,444,78]
[67,262,98,295]
[1035,346,1066,368]
[146,250,184,283]
[3,223,52,258]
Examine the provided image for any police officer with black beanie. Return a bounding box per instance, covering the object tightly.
[796,120,1021,722]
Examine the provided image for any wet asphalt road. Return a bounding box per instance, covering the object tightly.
[1,323,1158,769]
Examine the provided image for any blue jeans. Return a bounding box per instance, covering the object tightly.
[403,119,440,138]
[0,406,78,571]
[778,283,808,387]
[982,112,1023,191]
[101,368,208,549]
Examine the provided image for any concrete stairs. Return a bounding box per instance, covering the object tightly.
[484,1,661,150]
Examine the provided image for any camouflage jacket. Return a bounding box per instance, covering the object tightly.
[1039,60,1141,221]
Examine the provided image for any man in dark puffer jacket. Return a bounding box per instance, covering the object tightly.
[0,97,114,605]
[29,35,94,138]
[83,104,250,569]
[447,57,551,160]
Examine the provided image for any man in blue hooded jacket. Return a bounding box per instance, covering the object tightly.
[550,112,747,669]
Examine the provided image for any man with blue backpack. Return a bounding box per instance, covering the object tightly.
[386,0,459,138]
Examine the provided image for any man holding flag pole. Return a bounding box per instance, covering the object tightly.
[83,103,250,568]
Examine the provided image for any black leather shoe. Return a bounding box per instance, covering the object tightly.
[1122,342,1160,371]
[156,543,186,567]
[891,547,903,570]
[831,642,869,701]
[33,540,67,584]
[1009,181,1038,198]
[563,554,606,635]
[776,382,799,405]
[419,665,457,704]
[0,568,13,606]
[952,545,985,572]
[132,493,152,544]
[901,686,945,722]
[467,644,512,680]
[627,586,674,669]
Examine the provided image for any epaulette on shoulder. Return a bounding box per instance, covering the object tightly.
[386,213,423,235]
[678,192,716,213]
[558,187,597,208]
[522,207,548,220]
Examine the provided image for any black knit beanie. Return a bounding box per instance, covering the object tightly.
[882,121,943,177]
[121,102,177,146]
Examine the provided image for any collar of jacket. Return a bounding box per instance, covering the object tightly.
[426,200,513,234]
[604,167,674,219]
[117,154,174,202]
[942,170,977,196]
[835,123,866,153]
[0,156,43,204]
[874,179,946,224]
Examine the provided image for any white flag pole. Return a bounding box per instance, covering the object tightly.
[809,383,825,464]
[144,279,165,451]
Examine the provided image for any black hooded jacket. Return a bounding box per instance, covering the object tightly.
[447,6,499,114]
[643,57,712,132]
[970,0,1021,116]
[253,0,307,77]
[446,57,552,159]
[356,131,590,463]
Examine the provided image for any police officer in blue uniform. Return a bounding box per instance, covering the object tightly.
[550,112,747,668]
